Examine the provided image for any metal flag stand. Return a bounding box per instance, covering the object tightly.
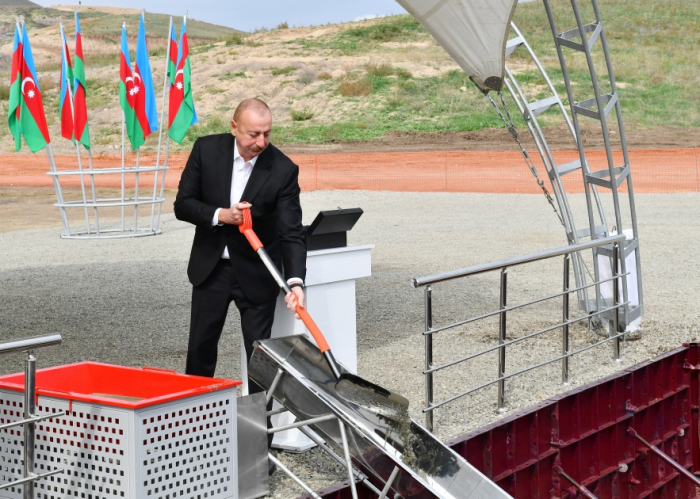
[47,16,169,239]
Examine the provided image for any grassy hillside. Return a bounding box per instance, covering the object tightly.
[0,4,240,48]
[0,0,696,154]
[268,0,700,144]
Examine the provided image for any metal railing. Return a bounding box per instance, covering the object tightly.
[0,334,64,498]
[413,235,628,432]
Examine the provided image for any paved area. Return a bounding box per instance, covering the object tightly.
[1,190,699,496]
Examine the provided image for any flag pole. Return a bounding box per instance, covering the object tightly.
[157,12,184,232]
[60,24,91,235]
[132,9,153,235]
[23,16,69,237]
[155,16,171,170]
[156,135,169,231]
[134,146,140,234]
[121,115,126,232]
[86,148,99,235]
[121,21,126,232]
[75,7,100,236]
[152,15,172,232]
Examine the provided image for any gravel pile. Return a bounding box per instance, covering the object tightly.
[0,191,699,497]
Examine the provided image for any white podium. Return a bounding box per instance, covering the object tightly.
[262,244,373,451]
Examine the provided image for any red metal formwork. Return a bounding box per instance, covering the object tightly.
[448,344,700,499]
[307,344,700,499]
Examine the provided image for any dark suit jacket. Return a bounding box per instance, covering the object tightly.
[174,133,306,303]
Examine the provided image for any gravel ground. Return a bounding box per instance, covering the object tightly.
[1,191,699,497]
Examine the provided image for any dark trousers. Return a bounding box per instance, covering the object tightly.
[185,258,277,394]
[186,259,276,448]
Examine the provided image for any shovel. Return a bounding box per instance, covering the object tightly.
[239,207,410,421]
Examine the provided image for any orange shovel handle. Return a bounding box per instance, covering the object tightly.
[239,206,332,354]
[295,306,331,353]
[238,204,263,251]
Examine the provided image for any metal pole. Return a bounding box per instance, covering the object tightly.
[86,148,100,235]
[562,255,570,384]
[267,414,336,434]
[23,352,36,499]
[45,144,71,237]
[60,24,91,234]
[77,6,100,237]
[24,17,69,239]
[0,334,61,355]
[266,368,284,404]
[134,147,140,234]
[121,111,126,231]
[267,452,322,499]
[497,268,508,411]
[554,464,599,499]
[296,426,383,496]
[424,285,434,432]
[378,466,400,499]
[612,243,621,361]
[152,17,172,232]
[338,422,359,499]
[155,136,170,232]
[627,427,700,488]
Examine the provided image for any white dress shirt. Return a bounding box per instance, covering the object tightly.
[212,141,303,287]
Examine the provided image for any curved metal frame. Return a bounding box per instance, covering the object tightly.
[503,2,643,328]
[504,22,609,313]
[541,0,643,327]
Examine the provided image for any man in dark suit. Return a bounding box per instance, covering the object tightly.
[174,98,306,391]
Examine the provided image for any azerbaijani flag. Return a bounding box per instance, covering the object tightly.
[134,13,158,137]
[73,10,90,149]
[59,27,74,142]
[168,16,198,145]
[7,24,22,151]
[119,24,144,149]
[19,23,50,153]
[168,20,177,86]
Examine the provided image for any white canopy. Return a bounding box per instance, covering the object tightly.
[395,0,518,92]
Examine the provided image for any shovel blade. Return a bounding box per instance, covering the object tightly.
[336,373,410,421]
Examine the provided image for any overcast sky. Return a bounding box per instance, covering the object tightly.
[32,1,408,32]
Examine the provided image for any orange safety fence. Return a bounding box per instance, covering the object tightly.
[0,148,699,194]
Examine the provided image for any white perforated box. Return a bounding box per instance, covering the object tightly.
[0,362,239,499]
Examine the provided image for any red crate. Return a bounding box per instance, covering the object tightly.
[0,362,241,499]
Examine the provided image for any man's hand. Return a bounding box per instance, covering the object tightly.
[217,202,252,225]
[285,287,305,319]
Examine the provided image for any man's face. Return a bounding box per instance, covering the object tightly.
[231,109,272,160]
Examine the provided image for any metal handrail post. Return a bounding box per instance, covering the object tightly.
[562,255,571,384]
[425,286,434,431]
[497,269,508,412]
[612,243,621,361]
[23,352,36,499]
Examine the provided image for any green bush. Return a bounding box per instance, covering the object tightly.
[271,66,297,76]
[224,34,243,46]
[290,108,314,121]
[338,77,372,97]
[364,62,394,78]
[341,16,421,43]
